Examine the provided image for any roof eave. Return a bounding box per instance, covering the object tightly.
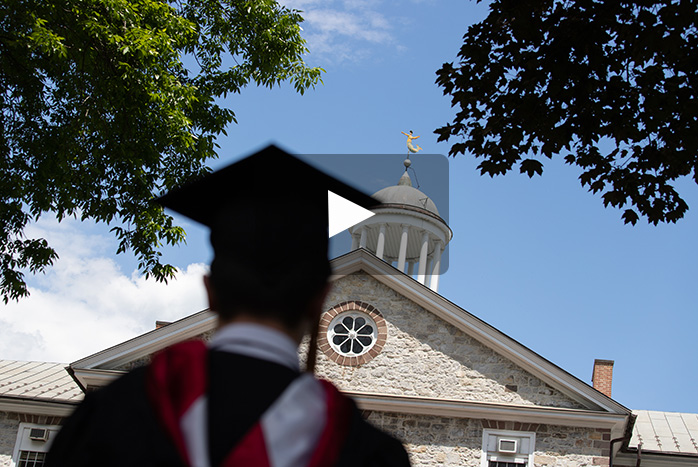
[350,391,628,432]
[70,367,126,391]
[0,395,79,417]
[615,449,698,467]
[70,310,217,371]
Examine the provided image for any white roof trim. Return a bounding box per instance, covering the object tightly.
[349,391,628,433]
[0,396,78,417]
[71,310,216,371]
[331,249,630,415]
[71,368,127,391]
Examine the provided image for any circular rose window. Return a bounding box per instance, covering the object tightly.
[318,301,387,366]
[329,312,377,356]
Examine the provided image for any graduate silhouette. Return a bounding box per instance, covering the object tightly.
[47,145,411,467]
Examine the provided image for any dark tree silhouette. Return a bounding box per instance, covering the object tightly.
[436,0,697,225]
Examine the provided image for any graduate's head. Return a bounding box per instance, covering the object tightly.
[157,145,378,333]
[204,196,331,329]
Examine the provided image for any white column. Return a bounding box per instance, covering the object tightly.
[429,241,444,292]
[350,231,359,251]
[397,225,409,272]
[375,224,387,260]
[359,226,368,249]
[417,231,430,284]
[425,255,433,286]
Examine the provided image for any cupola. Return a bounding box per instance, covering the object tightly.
[348,158,452,292]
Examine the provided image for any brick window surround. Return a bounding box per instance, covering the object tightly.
[318,301,387,366]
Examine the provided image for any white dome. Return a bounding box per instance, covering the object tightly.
[349,166,451,293]
[372,184,440,217]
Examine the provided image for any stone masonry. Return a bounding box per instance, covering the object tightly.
[0,411,19,467]
[20,270,613,467]
[306,272,613,465]
[0,411,64,466]
[367,411,610,466]
[315,272,585,409]
[114,273,585,410]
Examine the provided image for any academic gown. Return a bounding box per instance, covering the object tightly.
[47,325,410,467]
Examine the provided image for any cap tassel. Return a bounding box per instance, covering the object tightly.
[306,317,320,374]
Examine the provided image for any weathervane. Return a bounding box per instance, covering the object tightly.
[401,130,423,154]
[399,130,422,187]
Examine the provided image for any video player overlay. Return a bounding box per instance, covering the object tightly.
[300,153,450,279]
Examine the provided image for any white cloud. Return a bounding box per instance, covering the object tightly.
[1,218,208,363]
[304,10,392,44]
[280,0,397,63]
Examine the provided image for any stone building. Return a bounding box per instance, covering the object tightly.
[1,167,697,466]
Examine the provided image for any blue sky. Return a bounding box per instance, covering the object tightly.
[2,0,697,414]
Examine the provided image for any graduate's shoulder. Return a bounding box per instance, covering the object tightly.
[340,403,411,467]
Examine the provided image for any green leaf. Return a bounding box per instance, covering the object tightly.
[0,0,323,303]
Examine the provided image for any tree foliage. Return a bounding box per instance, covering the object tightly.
[0,0,323,302]
[435,0,697,226]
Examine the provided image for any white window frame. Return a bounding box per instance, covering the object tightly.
[11,422,61,466]
[327,311,379,357]
[480,428,535,467]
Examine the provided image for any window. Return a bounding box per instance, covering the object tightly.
[17,450,46,467]
[481,429,535,467]
[328,312,378,357]
[318,301,388,366]
[12,423,60,467]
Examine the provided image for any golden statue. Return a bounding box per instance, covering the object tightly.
[401,130,423,153]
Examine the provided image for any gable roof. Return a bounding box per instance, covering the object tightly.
[330,249,631,416]
[68,250,630,416]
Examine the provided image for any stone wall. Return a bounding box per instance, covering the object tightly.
[49,269,615,467]
[108,273,584,410]
[0,412,65,467]
[366,411,610,466]
[0,411,19,467]
[316,272,585,409]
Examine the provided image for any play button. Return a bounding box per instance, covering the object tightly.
[328,190,375,238]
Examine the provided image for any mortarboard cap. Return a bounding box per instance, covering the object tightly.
[157,145,379,314]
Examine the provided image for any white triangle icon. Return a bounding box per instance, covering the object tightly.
[328,190,375,238]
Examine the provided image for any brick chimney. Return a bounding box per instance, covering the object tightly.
[592,359,614,397]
